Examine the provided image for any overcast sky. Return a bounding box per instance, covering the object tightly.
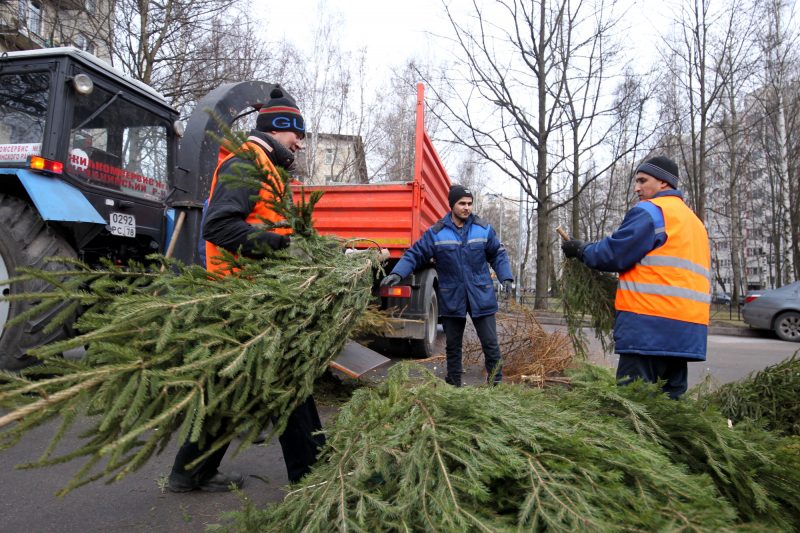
[262,0,678,196]
[264,0,677,72]
[264,0,450,69]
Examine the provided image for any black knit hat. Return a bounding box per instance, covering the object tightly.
[256,86,305,138]
[635,156,679,189]
[448,184,474,208]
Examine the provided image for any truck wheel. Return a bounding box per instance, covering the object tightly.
[0,195,77,370]
[774,311,800,342]
[410,291,439,358]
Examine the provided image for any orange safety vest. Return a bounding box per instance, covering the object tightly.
[615,196,710,325]
[205,136,292,275]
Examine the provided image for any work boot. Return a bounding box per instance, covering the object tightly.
[444,375,462,388]
[199,471,244,492]
[167,470,244,493]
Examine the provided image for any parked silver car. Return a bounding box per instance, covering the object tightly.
[742,281,800,342]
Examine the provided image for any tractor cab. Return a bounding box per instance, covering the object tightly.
[0,47,181,264]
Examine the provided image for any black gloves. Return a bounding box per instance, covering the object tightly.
[502,280,513,296]
[380,273,402,287]
[561,239,585,259]
[262,232,290,251]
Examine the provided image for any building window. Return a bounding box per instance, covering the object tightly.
[324,148,335,165]
[73,33,94,54]
[20,0,42,35]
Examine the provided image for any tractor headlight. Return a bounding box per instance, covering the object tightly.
[71,73,94,95]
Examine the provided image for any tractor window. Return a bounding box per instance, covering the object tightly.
[0,71,48,163]
[67,84,170,202]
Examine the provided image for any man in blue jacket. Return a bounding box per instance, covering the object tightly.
[561,156,710,399]
[381,185,514,387]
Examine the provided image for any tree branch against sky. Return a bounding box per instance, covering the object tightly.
[418,0,639,306]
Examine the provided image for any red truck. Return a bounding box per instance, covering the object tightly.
[299,84,451,357]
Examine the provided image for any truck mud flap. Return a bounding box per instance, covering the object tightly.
[329,340,391,378]
[381,318,427,340]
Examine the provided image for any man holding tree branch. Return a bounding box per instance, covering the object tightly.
[561,156,711,399]
[168,86,324,493]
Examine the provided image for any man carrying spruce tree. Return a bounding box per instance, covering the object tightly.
[561,156,711,399]
[168,86,325,492]
[381,185,514,387]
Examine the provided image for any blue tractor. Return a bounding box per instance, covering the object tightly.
[0,47,279,370]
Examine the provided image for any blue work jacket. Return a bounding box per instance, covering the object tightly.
[391,214,514,318]
[581,190,709,360]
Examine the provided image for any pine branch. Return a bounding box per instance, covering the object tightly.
[218,363,800,531]
[558,259,617,358]
[0,125,383,495]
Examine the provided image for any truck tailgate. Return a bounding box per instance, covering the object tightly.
[295,84,450,258]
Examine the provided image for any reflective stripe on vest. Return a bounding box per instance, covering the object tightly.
[616,196,711,325]
[205,137,291,275]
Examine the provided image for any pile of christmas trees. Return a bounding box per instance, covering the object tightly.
[222,363,800,532]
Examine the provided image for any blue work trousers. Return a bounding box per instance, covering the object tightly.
[616,354,688,400]
[441,313,502,386]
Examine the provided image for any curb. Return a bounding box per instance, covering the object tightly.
[530,313,760,338]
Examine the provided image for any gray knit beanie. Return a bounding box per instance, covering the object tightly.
[635,156,679,189]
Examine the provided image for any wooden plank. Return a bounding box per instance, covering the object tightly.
[329,341,391,379]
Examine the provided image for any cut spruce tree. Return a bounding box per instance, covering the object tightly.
[221,363,800,532]
[558,257,617,358]
[702,354,800,437]
[0,131,383,496]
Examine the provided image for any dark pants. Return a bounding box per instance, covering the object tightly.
[440,313,502,386]
[170,395,325,485]
[616,354,688,400]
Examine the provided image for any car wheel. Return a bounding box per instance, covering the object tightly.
[774,311,800,342]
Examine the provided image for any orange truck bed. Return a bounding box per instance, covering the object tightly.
[295,84,451,257]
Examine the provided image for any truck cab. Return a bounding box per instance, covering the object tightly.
[0,47,182,369]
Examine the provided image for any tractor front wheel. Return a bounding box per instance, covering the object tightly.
[0,194,77,371]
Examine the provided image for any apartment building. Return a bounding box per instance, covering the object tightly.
[293,132,369,185]
[0,0,110,60]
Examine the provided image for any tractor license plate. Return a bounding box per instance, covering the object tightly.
[109,212,136,238]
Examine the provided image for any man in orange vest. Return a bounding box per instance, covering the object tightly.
[561,156,710,399]
[168,86,325,492]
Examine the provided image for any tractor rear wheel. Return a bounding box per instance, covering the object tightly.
[0,194,77,371]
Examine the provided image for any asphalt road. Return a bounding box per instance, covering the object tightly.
[0,326,797,532]
[570,326,799,387]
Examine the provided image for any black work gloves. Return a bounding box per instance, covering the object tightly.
[561,239,585,260]
[266,233,291,251]
[380,273,402,287]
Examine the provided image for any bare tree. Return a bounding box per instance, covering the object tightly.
[754,0,799,284]
[418,0,625,308]
[708,2,760,304]
[659,0,748,221]
[80,0,292,119]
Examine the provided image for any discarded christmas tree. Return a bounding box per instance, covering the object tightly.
[221,363,800,532]
[555,228,617,358]
[0,131,382,496]
[703,353,800,436]
[559,257,617,358]
[464,304,574,385]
